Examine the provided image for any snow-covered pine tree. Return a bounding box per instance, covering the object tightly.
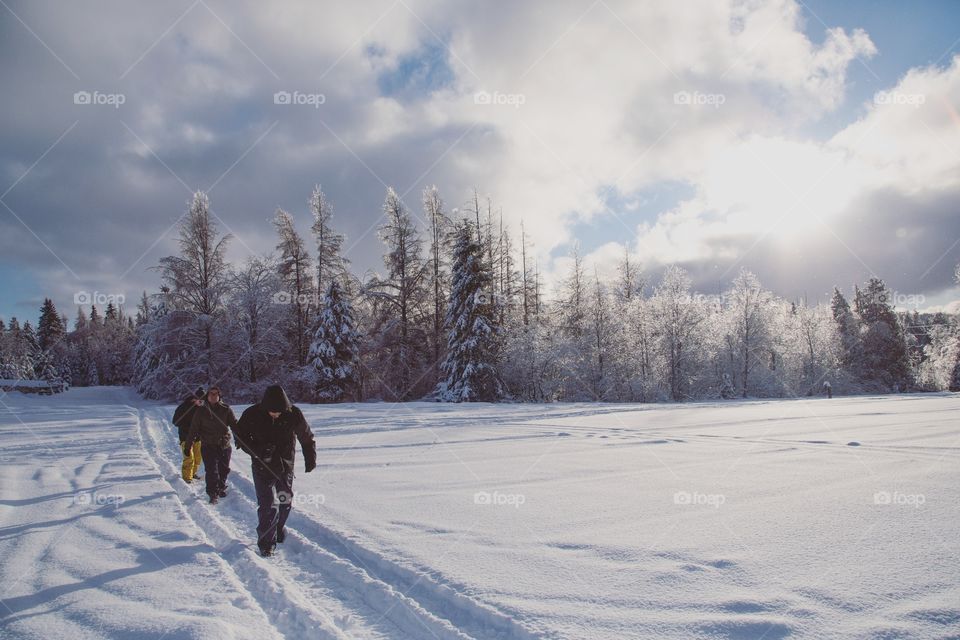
[436,220,503,402]
[156,191,232,384]
[423,185,451,385]
[854,278,911,390]
[308,280,361,402]
[37,298,65,351]
[274,208,315,367]
[830,287,859,373]
[365,187,430,400]
[309,185,349,297]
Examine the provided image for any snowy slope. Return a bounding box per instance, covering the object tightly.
[2,388,959,639]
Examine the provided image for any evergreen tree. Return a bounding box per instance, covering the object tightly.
[854,278,911,389]
[436,220,502,402]
[365,187,430,400]
[37,298,66,350]
[274,207,315,366]
[308,280,362,402]
[831,287,859,373]
[309,185,349,298]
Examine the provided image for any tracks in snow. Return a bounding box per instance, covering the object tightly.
[136,405,541,640]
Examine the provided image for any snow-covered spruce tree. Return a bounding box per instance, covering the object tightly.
[37,298,66,351]
[436,220,503,402]
[308,280,361,402]
[854,278,912,390]
[831,287,860,379]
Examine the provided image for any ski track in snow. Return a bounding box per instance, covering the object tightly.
[138,404,543,640]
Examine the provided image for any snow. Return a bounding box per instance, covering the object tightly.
[2,387,959,639]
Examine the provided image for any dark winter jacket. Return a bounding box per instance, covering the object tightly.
[172,396,201,442]
[235,386,317,476]
[186,400,238,448]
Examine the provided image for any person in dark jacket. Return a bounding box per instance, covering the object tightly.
[186,386,238,504]
[235,385,316,557]
[173,387,205,482]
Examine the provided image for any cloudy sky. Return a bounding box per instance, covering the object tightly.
[2,0,959,324]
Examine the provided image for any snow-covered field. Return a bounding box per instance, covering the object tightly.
[1,387,958,639]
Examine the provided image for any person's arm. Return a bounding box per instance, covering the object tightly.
[291,407,317,472]
[186,407,202,446]
[234,408,255,455]
[173,402,186,428]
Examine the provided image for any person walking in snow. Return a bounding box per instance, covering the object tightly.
[173,387,205,483]
[186,386,238,504]
[823,380,833,399]
[234,385,316,557]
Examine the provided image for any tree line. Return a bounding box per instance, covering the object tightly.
[3,184,959,402]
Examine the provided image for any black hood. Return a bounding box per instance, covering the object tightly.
[261,385,292,413]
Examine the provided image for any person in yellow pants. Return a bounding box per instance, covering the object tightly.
[181,440,203,481]
[173,388,205,482]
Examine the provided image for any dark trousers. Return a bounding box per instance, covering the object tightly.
[252,466,294,550]
[200,444,231,497]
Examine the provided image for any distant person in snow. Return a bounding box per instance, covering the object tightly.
[235,385,317,557]
[173,387,205,483]
[823,380,833,399]
[186,386,238,504]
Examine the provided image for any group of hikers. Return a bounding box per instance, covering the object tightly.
[172,384,317,557]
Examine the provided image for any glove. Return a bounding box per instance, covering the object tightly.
[304,459,316,473]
